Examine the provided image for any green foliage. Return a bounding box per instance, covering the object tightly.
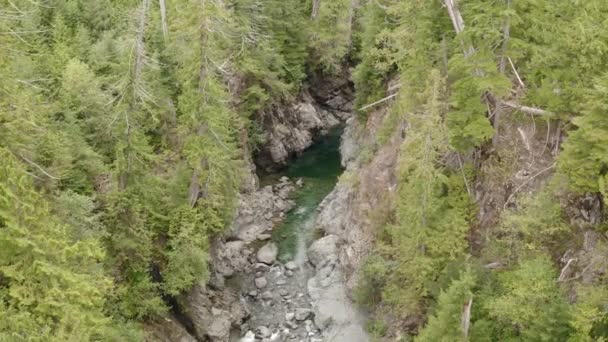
[378,70,473,316]
[0,149,138,341]
[354,254,388,308]
[482,257,573,341]
[352,1,402,114]
[559,74,608,193]
[163,206,213,296]
[569,285,608,342]
[446,58,502,151]
[494,187,570,263]
[309,0,353,71]
[415,267,476,342]
[0,0,322,331]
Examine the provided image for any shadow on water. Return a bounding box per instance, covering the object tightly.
[265,128,344,262]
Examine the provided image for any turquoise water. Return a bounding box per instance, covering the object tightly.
[268,128,343,262]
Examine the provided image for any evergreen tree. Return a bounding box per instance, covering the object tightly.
[483,257,573,341]
[0,148,138,341]
[559,74,608,194]
[416,268,476,342]
[380,70,473,315]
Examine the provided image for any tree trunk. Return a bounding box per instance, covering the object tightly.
[188,1,210,207]
[311,0,320,19]
[133,0,150,100]
[461,297,473,338]
[159,0,168,40]
[120,0,150,190]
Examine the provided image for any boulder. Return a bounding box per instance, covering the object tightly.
[213,240,250,277]
[257,242,279,265]
[284,261,298,271]
[257,326,271,338]
[185,284,247,342]
[295,308,314,321]
[239,331,255,342]
[255,277,268,289]
[307,235,339,267]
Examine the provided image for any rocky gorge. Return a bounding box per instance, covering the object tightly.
[145,77,375,342]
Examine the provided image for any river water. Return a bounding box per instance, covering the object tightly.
[231,129,346,341]
[267,128,343,263]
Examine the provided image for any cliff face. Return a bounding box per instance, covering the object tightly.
[255,73,354,173]
[315,105,401,290]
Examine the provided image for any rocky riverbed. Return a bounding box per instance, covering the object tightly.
[223,126,368,342]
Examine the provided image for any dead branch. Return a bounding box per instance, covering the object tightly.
[359,93,398,111]
[508,57,525,88]
[484,261,503,269]
[502,100,553,116]
[557,258,577,282]
[517,127,531,152]
[17,153,60,180]
[461,297,473,338]
[457,153,471,195]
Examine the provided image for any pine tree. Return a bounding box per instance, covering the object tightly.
[0,148,138,341]
[416,268,476,342]
[381,70,473,315]
[559,74,608,194]
[483,257,573,341]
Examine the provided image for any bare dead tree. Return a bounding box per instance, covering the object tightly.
[311,0,321,19]
[133,0,150,101]
[499,0,511,73]
[461,297,473,338]
[493,0,511,146]
[120,0,150,190]
[188,0,211,207]
[159,0,168,40]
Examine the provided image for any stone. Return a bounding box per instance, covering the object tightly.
[255,277,268,289]
[257,242,279,265]
[275,279,287,286]
[284,261,298,271]
[262,291,273,300]
[285,312,295,321]
[206,316,231,340]
[185,285,247,342]
[239,331,255,342]
[257,326,271,338]
[280,176,290,183]
[296,102,322,130]
[255,263,271,271]
[296,178,304,187]
[279,289,289,297]
[248,290,258,297]
[257,233,272,241]
[286,270,294,277]
[295,308,313,321]
[214,240,250,277]
[307,235,339,267]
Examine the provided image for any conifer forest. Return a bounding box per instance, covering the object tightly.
[1,0,608,341]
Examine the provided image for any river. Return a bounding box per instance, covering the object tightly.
[269,128,343,264]
[230,128,348,341]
